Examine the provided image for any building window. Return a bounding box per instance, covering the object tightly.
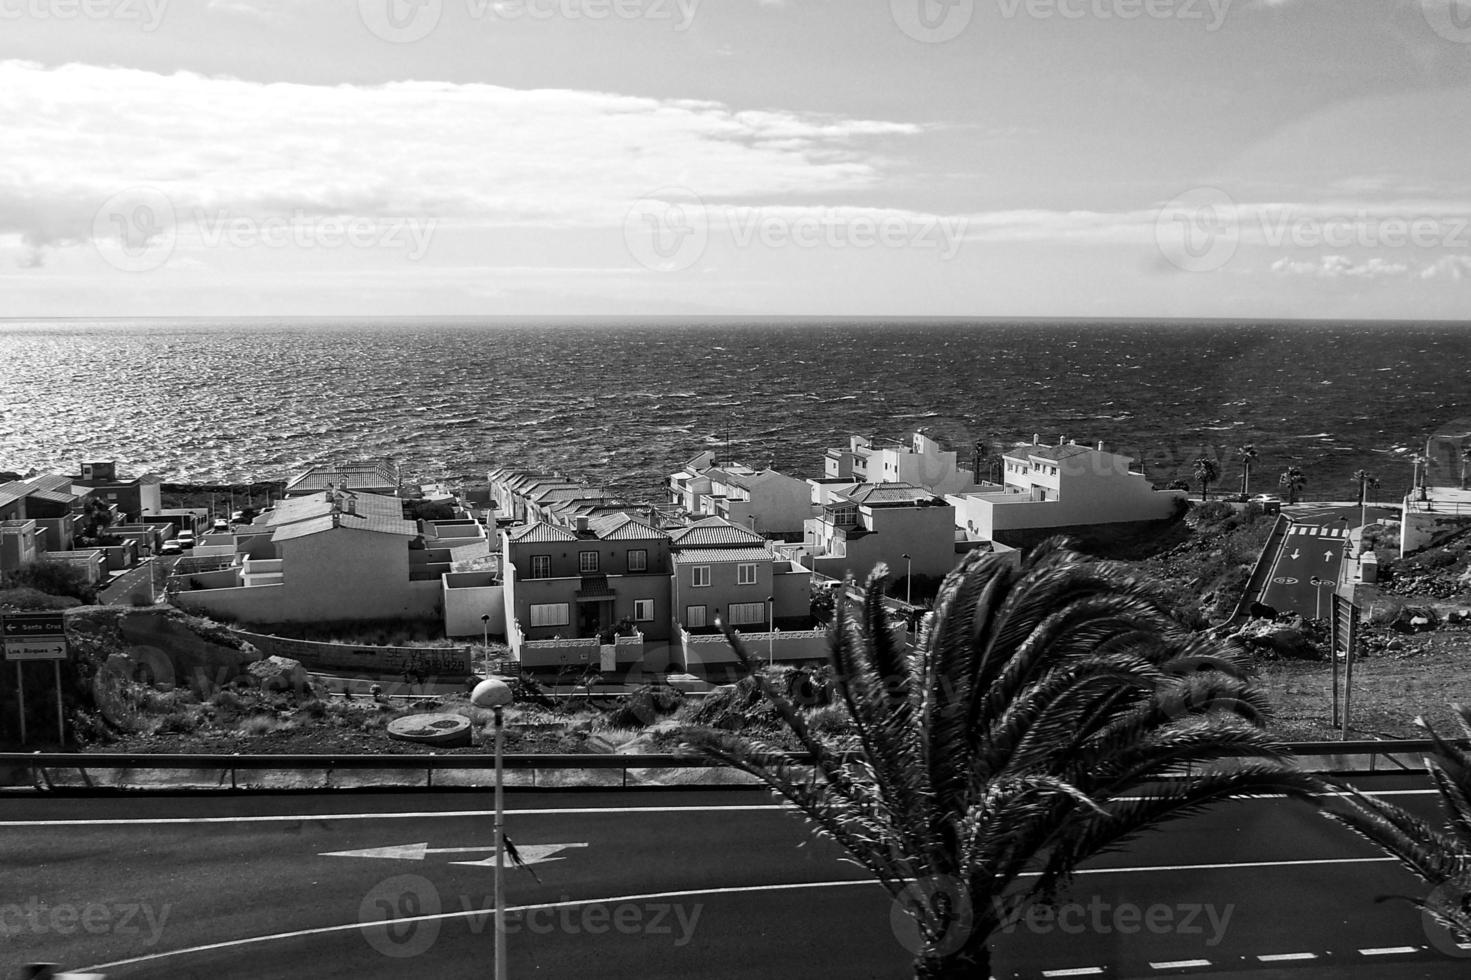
[633,599,654,622]
[529,555,551,579]
[627,549,648,572]
[692,565,711,588]
[579,551,600,573]
[685,605,707,628]
[529,603,569,627]
[737,563,758,586]
[728,601,766,626]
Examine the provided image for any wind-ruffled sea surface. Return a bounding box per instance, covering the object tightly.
[2,317,1466,503]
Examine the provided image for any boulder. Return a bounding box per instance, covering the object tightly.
[247,656,310,695]
[1229,620,1318,659]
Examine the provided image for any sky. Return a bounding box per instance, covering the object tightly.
[2,0,1470,318]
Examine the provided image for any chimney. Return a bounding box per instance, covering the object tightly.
[1032,433,1039,445]
[1068,439,1076,446]
[1058,435,1064,446]
[346,497,356,515]
[1097,440,1105,452]
[576,516,589,533]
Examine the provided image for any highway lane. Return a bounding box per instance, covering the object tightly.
[3,777,1466,978]
[1259,506,1399,620]
[1261,523,1348,620]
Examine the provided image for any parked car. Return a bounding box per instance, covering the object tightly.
[159,540,183,556]
[211,518,231,533]
[176,532,196,550]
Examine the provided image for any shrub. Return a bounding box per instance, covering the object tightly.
[236,714,280,736]
[805,704,852,736]
[3,560,97,603]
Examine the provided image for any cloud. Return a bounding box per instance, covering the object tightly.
[0,60,921,263]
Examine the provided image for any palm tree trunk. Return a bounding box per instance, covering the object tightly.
[915,937,991,979]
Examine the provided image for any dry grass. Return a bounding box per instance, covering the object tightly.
[1258,634,1471,740]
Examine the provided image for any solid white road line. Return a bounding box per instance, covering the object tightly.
[79,855,1409,971]
[1149,960,1212,970]
[81,879,880,971]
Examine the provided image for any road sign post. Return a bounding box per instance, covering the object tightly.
[4,613,69,745]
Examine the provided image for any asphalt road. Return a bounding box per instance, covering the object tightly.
[4,776,1468,979]
[1259,506,1397,619]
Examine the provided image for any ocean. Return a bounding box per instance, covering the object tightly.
[1,317,1465,504]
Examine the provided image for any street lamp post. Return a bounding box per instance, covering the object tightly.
[471,677,515,980]
[481,614,491,649]
[901,553,912,608]
[766,596,774,667]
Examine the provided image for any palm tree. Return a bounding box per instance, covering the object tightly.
[688,543,1321,979]
[1279,466,1306,505]
[1192,456,1219,501]
[1323,707,1471,947]
[1238,444,1259,497]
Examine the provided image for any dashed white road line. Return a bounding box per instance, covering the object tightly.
[1042,969,1105,978]
[1257,952,1319,962]
[1149,960,1212,970]
[1360,946,1421,955]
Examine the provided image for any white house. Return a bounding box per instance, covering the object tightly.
[947,437,1186,547]
[823,431,979,495]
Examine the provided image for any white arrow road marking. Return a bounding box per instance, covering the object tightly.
[453,842,589,868]
[322,841,588,865]
[1290,549,1300,560]
[1325,551,1335,561]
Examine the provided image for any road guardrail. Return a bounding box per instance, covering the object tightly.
[0,740,1450,792]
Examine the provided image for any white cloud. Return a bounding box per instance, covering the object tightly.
[0,60,920,263]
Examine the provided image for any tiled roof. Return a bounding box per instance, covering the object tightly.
[271,510,417,542]
[672,547,774,564]
[507,522,578,544]
[589,513,668,541]
[576,575,616,599]
[533,487,606,504]
[266,490,405,528]
[841,483,933,506]
[1025,444,1094,462]
[669,517,766,548]
[285,461,400,494]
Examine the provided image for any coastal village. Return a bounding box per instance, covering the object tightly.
[5,422,1471,698]
[1,431,1203,685]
